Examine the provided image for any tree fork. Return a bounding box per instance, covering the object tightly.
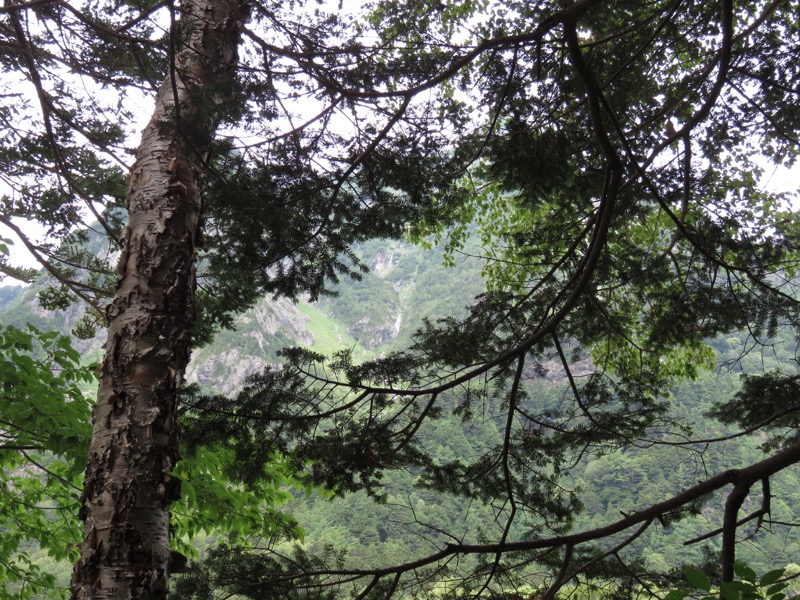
[71,1,249,597]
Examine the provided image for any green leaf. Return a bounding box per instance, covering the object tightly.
[720,581,743,600]
[761,569,786,586]
[767,583,788,596]
[735,563,757,583]
[685,566,712,592]
[182,480,197,506]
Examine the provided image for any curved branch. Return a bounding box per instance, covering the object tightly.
[0,215,104,313]
[542,543,574,600]
[242,0,605,101]
[6,2,119,245]
[721,482,751,583]
[258,440,800,589]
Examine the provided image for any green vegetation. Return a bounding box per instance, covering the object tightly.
[3,235,800,598]
[2,0,800,598]
[296,303,367,358]
[0,324,95,599]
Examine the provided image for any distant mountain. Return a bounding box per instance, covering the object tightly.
[5,238,798,584]
[0,236,486,394]
[0,285,23,310]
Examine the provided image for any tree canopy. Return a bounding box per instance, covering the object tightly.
[1,0,800,598]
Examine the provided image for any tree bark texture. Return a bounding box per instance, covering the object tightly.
[71,1,247,597]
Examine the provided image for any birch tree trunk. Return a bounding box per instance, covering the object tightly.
[71,1,247,597]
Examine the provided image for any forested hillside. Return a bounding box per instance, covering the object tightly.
[3,237,800,597]
[0,236,484,392]
[3,1,800,598]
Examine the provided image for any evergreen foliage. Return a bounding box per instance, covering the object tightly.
[176,0,800,596]
[1,0,800,597]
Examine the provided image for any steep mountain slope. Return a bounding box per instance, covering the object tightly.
[3,239,800,590]
[0,237,485,393]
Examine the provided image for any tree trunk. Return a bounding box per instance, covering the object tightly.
[71,1,247,597]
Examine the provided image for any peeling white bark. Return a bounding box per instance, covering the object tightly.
[71,1,248,597]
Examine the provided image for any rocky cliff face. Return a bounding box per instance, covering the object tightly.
[184,296,312,394]
[0,237,486,395]
[185,348,271,394]
[0,281,317,396]
[347,315,399,349]
[321,245,412,350]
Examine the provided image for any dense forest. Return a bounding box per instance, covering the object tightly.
[2,236,800,598]
[1,0,800,598]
